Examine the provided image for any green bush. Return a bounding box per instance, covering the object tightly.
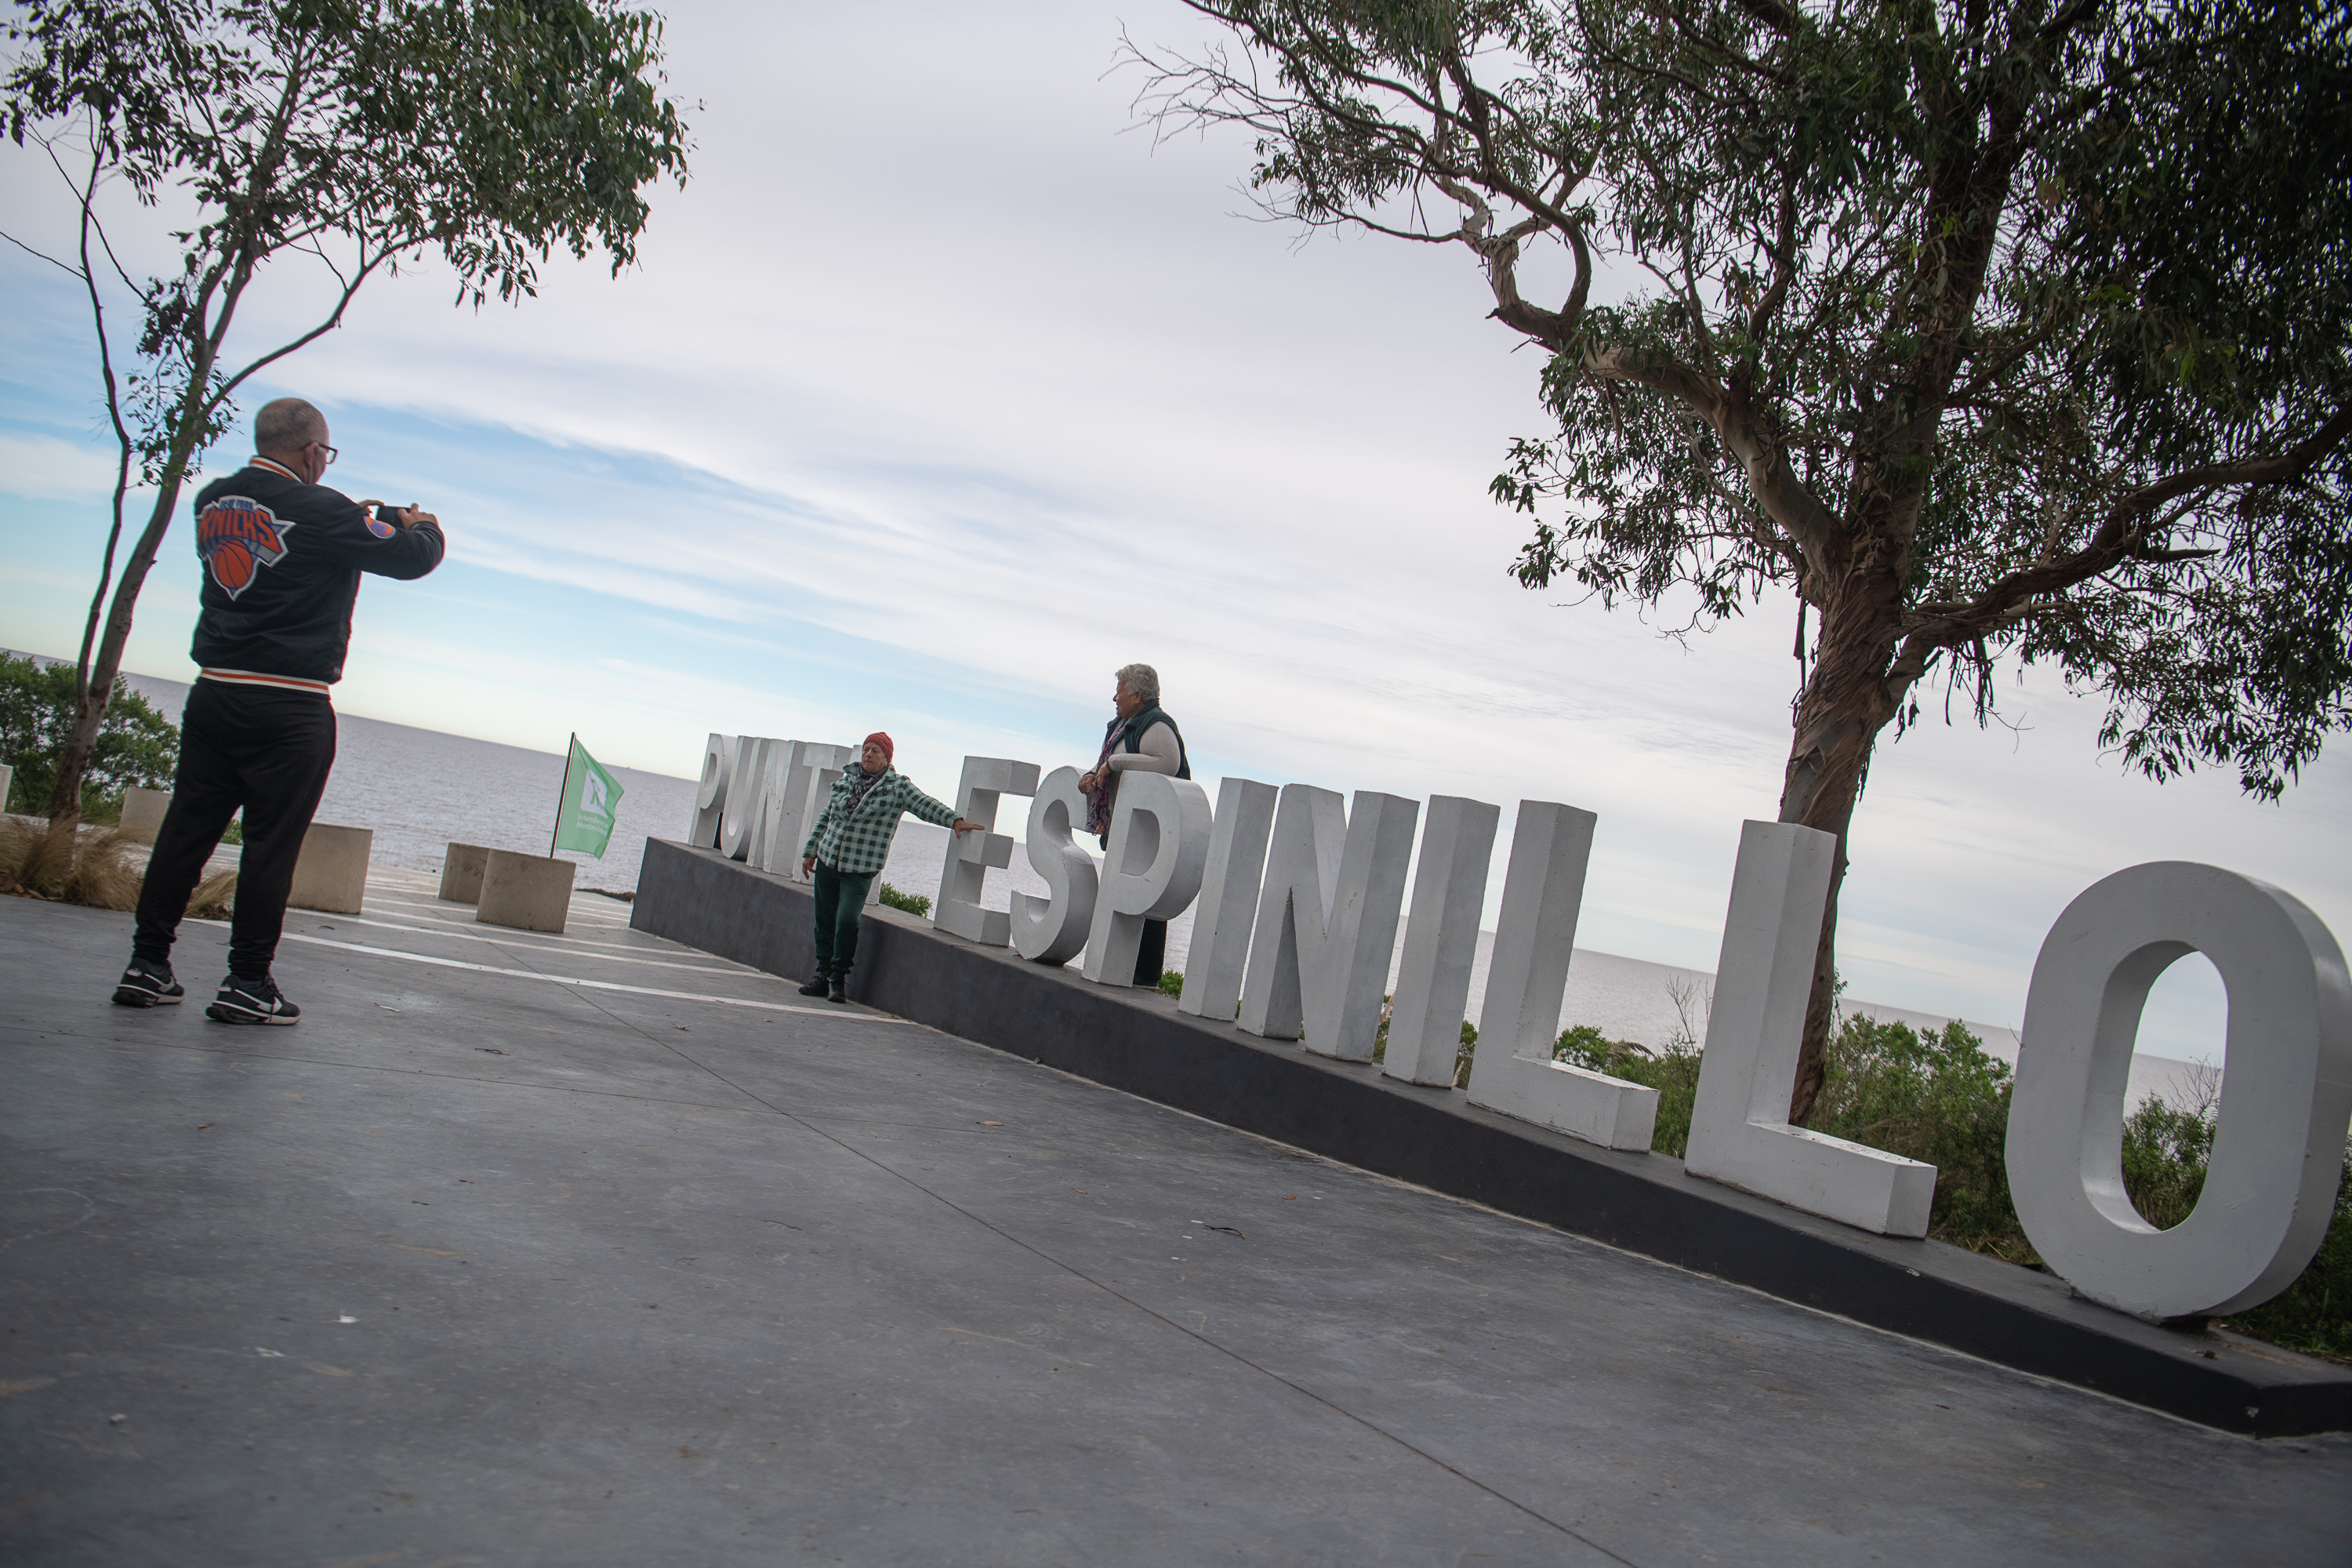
[1807,1016,2034,1262]
[1156,969,1184,999]
[877,880,929,918]
[0,652,178,818]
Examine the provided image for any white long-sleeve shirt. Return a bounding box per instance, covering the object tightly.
[1103,720,1181,777]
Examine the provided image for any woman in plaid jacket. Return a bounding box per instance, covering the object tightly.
[798,732,985,1003]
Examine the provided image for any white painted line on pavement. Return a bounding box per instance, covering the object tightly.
[304,914,762,978]
[259,930,904,1022]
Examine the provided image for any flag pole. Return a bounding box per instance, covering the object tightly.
[550,732,575,858]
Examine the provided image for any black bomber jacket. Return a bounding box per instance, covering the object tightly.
[187,458,445,685]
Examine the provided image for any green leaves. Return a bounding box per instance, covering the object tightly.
[0,654,178,818]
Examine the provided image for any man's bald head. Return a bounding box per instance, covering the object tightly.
[253,397,328,459]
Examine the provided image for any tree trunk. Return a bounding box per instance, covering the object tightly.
[45,476,190,829]
[1777,561,1908,1123]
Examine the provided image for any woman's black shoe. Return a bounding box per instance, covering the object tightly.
[827,979,848,1004]
[797,978,827,997]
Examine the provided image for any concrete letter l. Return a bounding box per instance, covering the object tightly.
[1684,821,1936,1236]
[1386,795,1501,1087]
[1465,801,1658,1149]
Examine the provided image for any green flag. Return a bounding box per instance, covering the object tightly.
[552,735,625,858]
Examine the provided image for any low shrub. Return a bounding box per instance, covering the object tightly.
[877,881,930,918]
[186,869,237,920]
[1156,969,1184,999]
[1808,1015,2034,1262]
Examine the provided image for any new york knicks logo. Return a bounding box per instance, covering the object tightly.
[196,497,294,599]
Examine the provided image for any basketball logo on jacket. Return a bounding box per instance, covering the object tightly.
[197,497,294,598]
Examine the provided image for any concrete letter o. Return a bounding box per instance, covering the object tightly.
[2008,862,2352,1319]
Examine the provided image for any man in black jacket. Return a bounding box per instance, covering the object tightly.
[114,397,445,1024]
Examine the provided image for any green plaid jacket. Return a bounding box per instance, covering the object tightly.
[802,765,959,875]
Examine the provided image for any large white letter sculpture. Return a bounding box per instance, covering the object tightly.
[1009,766,1098,964]
[765,741,855,879]
[1464,802,1660,1149]
[1385,795,1501,1087]
[719,737,779,862]
[934,757,1041,946]
[688,733,734,848]
[2007,862,2352,1319]
[1239,784,1418,1060]
[1685,822,1936,1236]
[1083,772,1211,985]
[1179,777,1277,1021]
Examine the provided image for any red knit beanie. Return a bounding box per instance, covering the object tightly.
[864,731,894,762]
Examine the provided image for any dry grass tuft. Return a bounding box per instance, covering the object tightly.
[0,818,147,910]
[187,869,237,920]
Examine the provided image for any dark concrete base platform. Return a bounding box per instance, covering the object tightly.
[634,838,2352,1439]
[8,873,2351,1566]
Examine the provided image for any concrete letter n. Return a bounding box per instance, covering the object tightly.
[1178,778,1277,1022]
[1010,766,1098,964]
[719,738,777,862]
[933,757,1041,946]
[1239,784,1417,1060]
[1465,801,1658,1149]
[1684,821,1936,1236]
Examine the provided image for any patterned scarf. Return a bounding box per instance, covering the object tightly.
[846,763,889,816]
[1084,721,1122,837]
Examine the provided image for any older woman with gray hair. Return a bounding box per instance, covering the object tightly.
[1076,662,1191,985]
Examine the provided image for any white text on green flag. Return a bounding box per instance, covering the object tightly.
[554,737,624,858]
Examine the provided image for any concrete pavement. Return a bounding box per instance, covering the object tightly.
[3,869,2347,1565]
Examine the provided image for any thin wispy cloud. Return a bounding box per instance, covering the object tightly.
[2,0,2339,1058]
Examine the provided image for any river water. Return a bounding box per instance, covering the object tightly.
[101,668,2200,1105]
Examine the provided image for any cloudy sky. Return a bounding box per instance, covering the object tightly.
[3,0,2342,1058]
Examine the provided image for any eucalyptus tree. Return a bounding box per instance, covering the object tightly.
[1134,0,2351,1120]
[2,0,691,828]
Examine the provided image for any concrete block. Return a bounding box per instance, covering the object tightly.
[439,841,493,903]
[1239,785,1417,1061]
[0,761,12,813]
[2009,862,2352,1319]
[1465,801,1659,1149]
[1685,822,1936,1236]
[933,757,1040,946]
[287,822,372,915]
[1010,766,1098,964]
[688,733,731,848]
[1178,777,1276,1022]
[1386,795,1500,1086]
[118,786,171,844]
[1082,773,1211,985]
[477,848,576,935]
